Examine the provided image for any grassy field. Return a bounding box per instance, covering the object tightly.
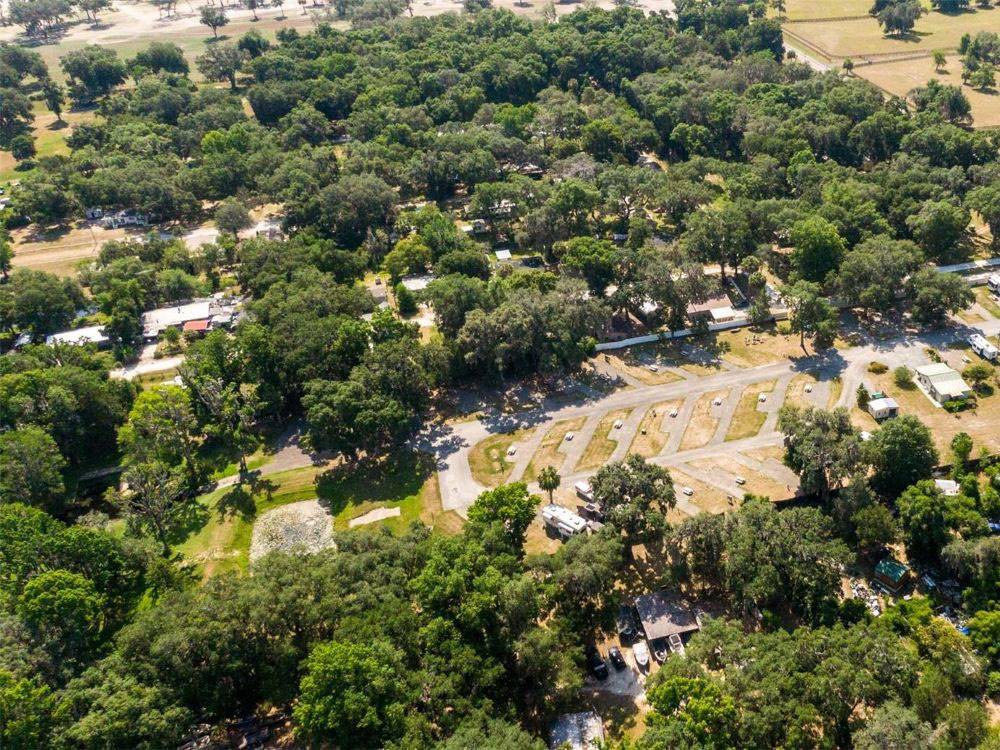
[524,417,586,483]
[628,401,682,458]
[0,102,96,184]
[175,452,449,578]
[726,381,776,441]
[468,428,531,487]
[785,6,1000,60]
[857,54,1000,129]
[577,409,630,471]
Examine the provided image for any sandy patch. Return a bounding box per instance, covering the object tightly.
[348,506,401,527]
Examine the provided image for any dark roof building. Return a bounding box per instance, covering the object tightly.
[634,591,700,642]
[874,558,911,594]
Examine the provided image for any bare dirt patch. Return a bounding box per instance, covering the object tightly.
[578,409,631,471]
[628,401,682,458]
[524,417,587,483]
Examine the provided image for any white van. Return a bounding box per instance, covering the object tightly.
[988,273,1000,295]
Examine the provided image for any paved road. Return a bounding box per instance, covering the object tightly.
[422,318,1000,516]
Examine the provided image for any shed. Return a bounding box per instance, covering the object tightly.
[874,557,910,594]
[867,397,899,421]
[634,591,700,643]
[494,249,513,261]
[549,712,604,750]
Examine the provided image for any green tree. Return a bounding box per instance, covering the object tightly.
[0,670,58,750]
[865,415,939,499]
[778,406,865,503]
[789,216,846,283]
[783,280,838,351]
[424,275,486,337]
[963,360,993,392]
[214,198,252,238]
[538,465,560,504]
[41,78,65,123]
[836,237,922,315]
[932,49,947,71]
[853,702,932,750]
[294,640,412,748]
[111,461,187,554]
[851,503,898,554]
[18,569,104,661]
[9,134,35,162]
[0,427,65,513]
[117,385,198,470]
[0,268,84,336]
[557,236,619,296]
[200,5,228,37]
[195,43,245,90]
[965,185,1000,251]
[590,454,675,542]
[908,268,974,325]
[905,200,970,261]
[939,701,988,750]
[60,45,126,104]
[0,86,33,147]
[951,431,973,469]
[878,0,922,35]
[467,483,539,551]
[897,480,951,561]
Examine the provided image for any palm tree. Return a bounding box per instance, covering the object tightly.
[538,466,560,504]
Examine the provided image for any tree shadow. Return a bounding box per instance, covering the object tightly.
[217,475,277,521]
[166,497,211,545]
[315,450,434,517]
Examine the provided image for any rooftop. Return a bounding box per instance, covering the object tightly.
[45,325,108,347]
[686,293,732,316]
[875,557,910,584]
[634,591,700,642]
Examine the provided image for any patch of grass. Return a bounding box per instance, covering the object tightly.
[680,390,728,450]
[725,380,776,441]
[577,409,630,471]
[628,401,682,458]
[175,452,439,578]
[974,287,1000,319]
[468,428,530,487]
[524,417,586,483]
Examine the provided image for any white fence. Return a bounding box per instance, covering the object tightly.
[595,311,789,352]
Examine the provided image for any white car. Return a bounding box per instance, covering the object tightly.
[565,432,575,441]
[613,420,624,429]
[735,476,746,486]
[669,409,679,418]
[647,364,659,372]
[758,394,767,403]
[712,398,723,406]
[682,487,694,496]
[506,446,517,457]
[632,640,650,668]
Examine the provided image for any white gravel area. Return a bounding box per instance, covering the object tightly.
[249,500,335,562]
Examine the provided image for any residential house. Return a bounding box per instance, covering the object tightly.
[44,325,109,349]
[874,557,911,595]
[867,396,899,421]
[633,591,700,649]
[915,363,973,404]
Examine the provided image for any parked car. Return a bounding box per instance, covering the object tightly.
[617,606,637,640]
[632,641,650,669]
[608,646,627,671]
[668,633,685,655]
[584,646,608,680]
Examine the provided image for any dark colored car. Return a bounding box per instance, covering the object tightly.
[617,606,637,641]
[608,646,627,671]
[584,645,609,680]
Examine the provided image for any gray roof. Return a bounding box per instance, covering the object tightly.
[634,591,700,641]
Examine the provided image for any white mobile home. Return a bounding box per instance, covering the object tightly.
[915,363,973,404]
[867,397,899,421]
[541,504,588,540]
[969,334,999,362]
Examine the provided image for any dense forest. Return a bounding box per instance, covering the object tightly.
[1,1,1000,748]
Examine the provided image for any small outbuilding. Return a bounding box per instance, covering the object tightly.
[867,396,899,421]
[935,479,961,497]
[874,557,911,595]
[45,325,109,348]
[549,712,604,750]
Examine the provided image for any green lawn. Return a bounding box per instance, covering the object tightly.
[174,452,444,578]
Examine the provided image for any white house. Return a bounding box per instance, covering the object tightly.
[867,396,899,421]
[142,300,213,340]
[915,363,973,404]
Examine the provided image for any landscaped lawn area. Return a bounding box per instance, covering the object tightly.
[175,452,449,578]
[524,417,586,483]
[468,428,531,487]
[628,401,682,458]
